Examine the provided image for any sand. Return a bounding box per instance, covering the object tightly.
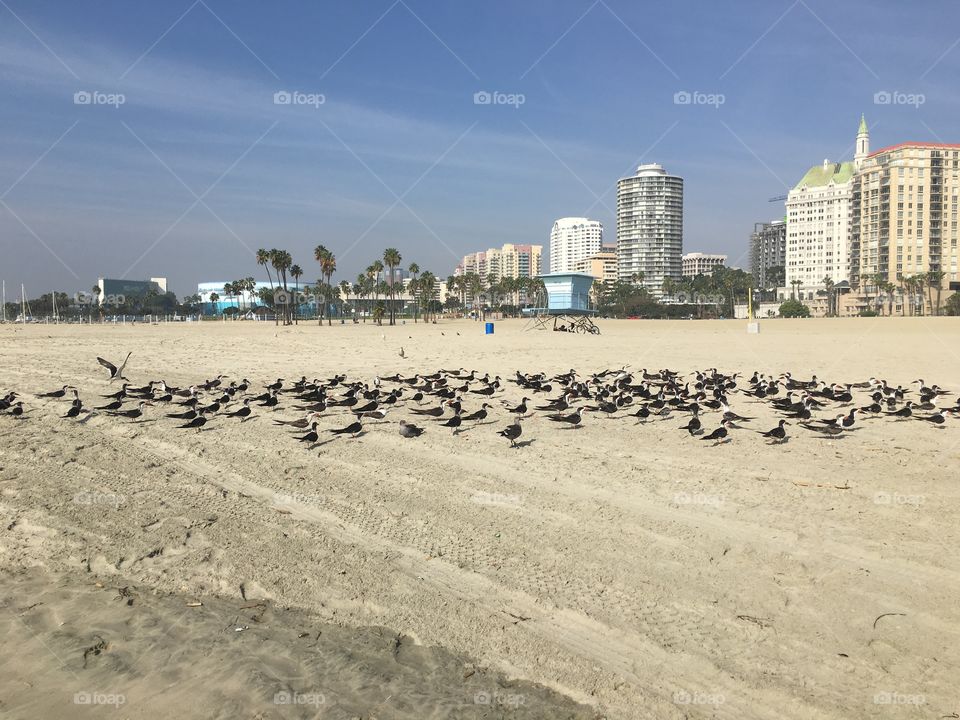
[1,317,958,719]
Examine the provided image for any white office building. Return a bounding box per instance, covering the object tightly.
[616,163,683,296]
[549,217,604,273]
[682,253,727,277]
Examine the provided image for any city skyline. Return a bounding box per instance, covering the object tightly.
[2,1,960,296]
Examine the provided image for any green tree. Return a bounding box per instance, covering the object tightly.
[779,298,810,318]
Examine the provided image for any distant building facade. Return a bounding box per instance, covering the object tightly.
[549,217,604,273]
[456,243,543,283]
[572,244,618,286]
[750,220,786,289]
[97,277,167,305]
[681,252,727,277]
[616,163,683,297]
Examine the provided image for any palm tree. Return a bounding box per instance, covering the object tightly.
[926,270,946,315]
[352,282,362,321]
[408,262,420,322]
[315,247,337,326]
[419,271,437,321]
[256,249,274,294]
[339,280,350,319]
[270,249,292,324]
[357,273,369,322]
[383,248,401,325]
[290,264,303,324]
[209,291,220,316]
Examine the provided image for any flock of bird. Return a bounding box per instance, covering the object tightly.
[1,351,957,450]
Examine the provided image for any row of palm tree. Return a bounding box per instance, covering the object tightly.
[861,270,947,316]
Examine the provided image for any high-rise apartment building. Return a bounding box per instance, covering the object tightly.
[456,243,543,283]
[549,218,603,273]
[750,220,787,288]
[850,141,960,291]
[616,163,683,296]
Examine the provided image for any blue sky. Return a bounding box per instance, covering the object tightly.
[1,0,958,296]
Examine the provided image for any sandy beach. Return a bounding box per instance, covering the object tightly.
[1,317,959,719]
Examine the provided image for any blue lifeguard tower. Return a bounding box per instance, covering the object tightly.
[526,272,600,334]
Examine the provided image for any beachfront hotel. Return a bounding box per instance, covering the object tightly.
[784,118,864,298]
[616,163,683,296]
[849,141,960,293]
[681,252,727,278]
[549,217,604,273]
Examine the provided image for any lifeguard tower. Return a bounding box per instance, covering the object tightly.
[525,272,600,334]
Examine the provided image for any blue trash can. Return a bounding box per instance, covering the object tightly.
[485,322,494,335]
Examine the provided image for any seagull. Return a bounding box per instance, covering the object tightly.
[295,422,320,444]
[399,420,424,438]
[329,420,363,437]
[678,412,702,436]
[36,385,73,399]
[461,403,492,422]
[108,400,152,421]
[225,399,253,421]
[177,412,207,432]
[758,419,789,444]
[547,406,589,428]
[504,397,530,416]
[701,420,732,446]
[97,352,131,382]
[498,416,523,447]
[437,409,463,435]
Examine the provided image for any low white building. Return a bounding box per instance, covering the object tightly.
[681,252,726,277]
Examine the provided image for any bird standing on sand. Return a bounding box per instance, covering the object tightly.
[329,420,363,437]
[225,398,253,421]
[108,401,152,421]
[758,419,789,444]
[498,416,523,447]
[701,421,732,446]
[177,412,207,432]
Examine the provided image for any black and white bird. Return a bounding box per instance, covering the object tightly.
[97,352,132,382]
[498,416,523,447]
[108,400,152,421]
[329,420,363,437]
[177,412,207,432]
[758,419,789,443]
[701,420,732,446]
[225,398,253,421]
[547,406,589,428]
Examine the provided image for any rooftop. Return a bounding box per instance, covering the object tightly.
[868,142,960,157]
[792,160,855,190]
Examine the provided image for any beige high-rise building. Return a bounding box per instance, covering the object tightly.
[850,141,960,296]
[455,244,543,283]
[573,244,618,286]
